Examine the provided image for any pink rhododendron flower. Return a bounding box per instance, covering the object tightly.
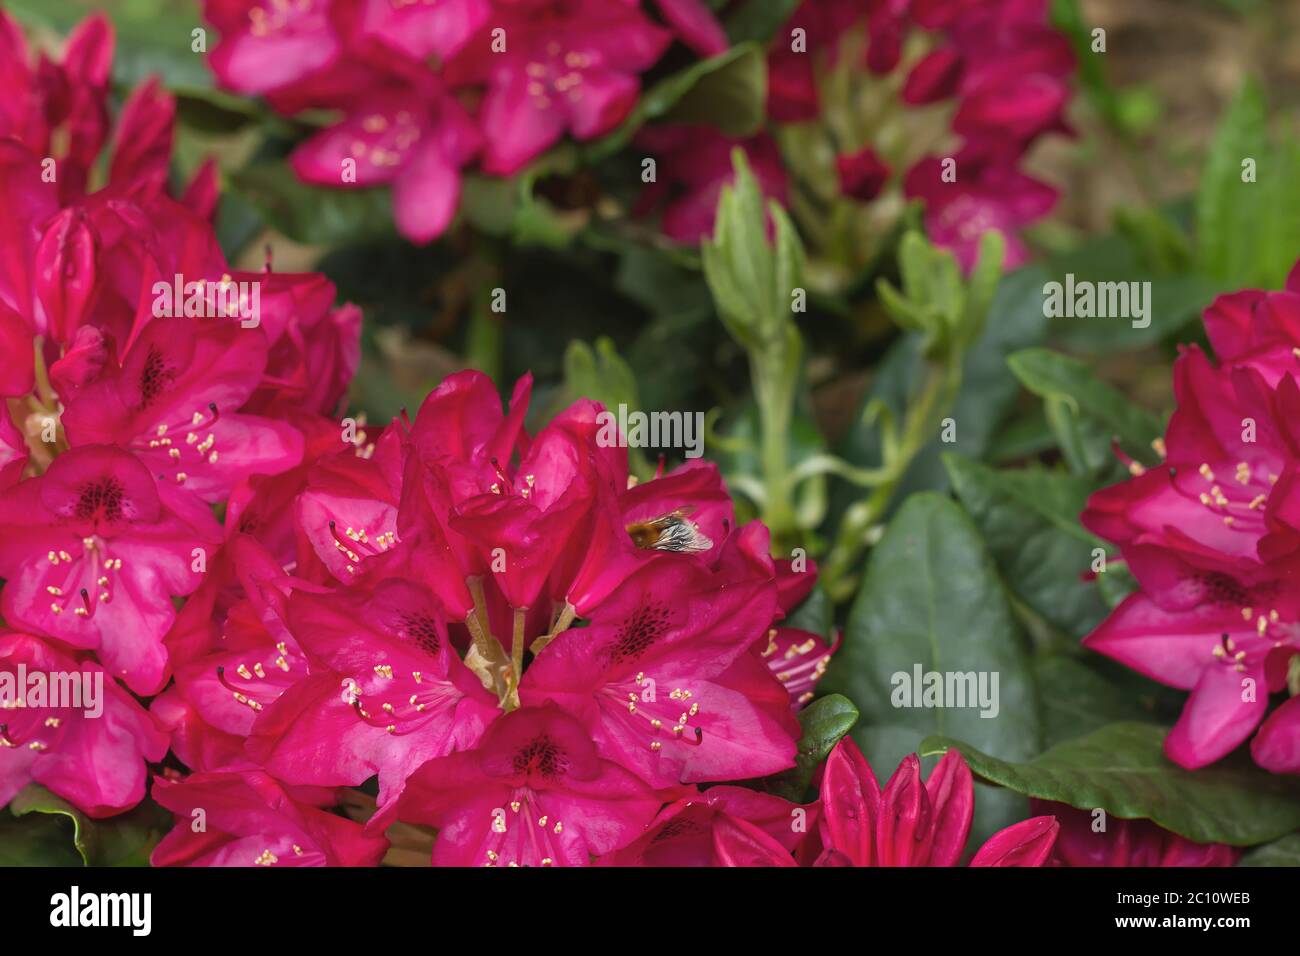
[151,535,318,773]
[522,523,799,787]
[637,0,1072,267]
[1083,260,1300,772]
[837,147,891,203]
[205,0,348,97]
[634,125,789,244]
[0,13,362,748]
[152,771,389,866]
[61,317,305,503]
[445,400,606,611]
[295,427,404,582]
[116,357,812,861]
[560,457,733,613]
[0,632,167,816]
[356,0,492,62]
[0,9,210,207]
[1252,694,1300,773]
[599,785,818,866]
[653,0,727,58]
[291,84,482,244]
[904,145,1058,271]
[0,409,27,489]
[236,271,362,419]
[1031,801,1240,867]
[247,580,498,807]
[205,0,722,242]
[380,704,667,866]
[762,627,838,709]
[448,0,671,176]
[765,0,861,123]
[0,446,222,694]
[810,738,1059,867]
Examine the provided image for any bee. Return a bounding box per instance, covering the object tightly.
[625,509,713,554]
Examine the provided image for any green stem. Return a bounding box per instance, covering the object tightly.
[752,346,798,552]
[32,337,56,411]
[508,606,527,711]
[821,354,962,600]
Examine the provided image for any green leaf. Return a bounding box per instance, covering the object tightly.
[831,265,1050,520]
[922,722,1300,846]
[584,43,766,161]
[1096,560,1139,608]
[703,151,805,366]
[6,0,213,92]
[1032,656,1160,747]
[944,454,1109,638]
[564,336,639,412]
[614,245,712,319]
[0,804,83,866]
[1239,833,1300,866]
[821,493,1040,839]
[782,584,833,642]
[1048,0,1121,130]
[1042,232,1224,354]
[1193,79,1300,289]
[1008,347,1164,473]
[1193,78,1300,289]
[7,786,171,866]
[230,163,394,246]
[461,147,585,249]
[1113,207,1194,273]
[876,231,982,356]
[1197,79,1267,282]
[725,0,801,44]
[762,694,859,802]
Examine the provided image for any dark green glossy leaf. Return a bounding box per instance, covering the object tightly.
[1197,79,1300,289]
[1008,347,1164,473]
[1238,833,1300,866]
[725,0,800,44]
[762,694,859,802]
[584,43,765,161]
[1032,655,1157,747]
[230,163,394,246]
[782,584,833,642]
[944,453,1109,637]
[7,786,171,866]
[822,493,1040,838]
[922,722,1300,846]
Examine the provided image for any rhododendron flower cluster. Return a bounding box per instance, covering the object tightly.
[140,361,1064,867]
[201,0,1073,268]
[0,18,1056,853]
[152,365,850,866]
[643,0,1074,269]
[203,0,728,242]
[0,12,359,819]
[1083,260,1300,774]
